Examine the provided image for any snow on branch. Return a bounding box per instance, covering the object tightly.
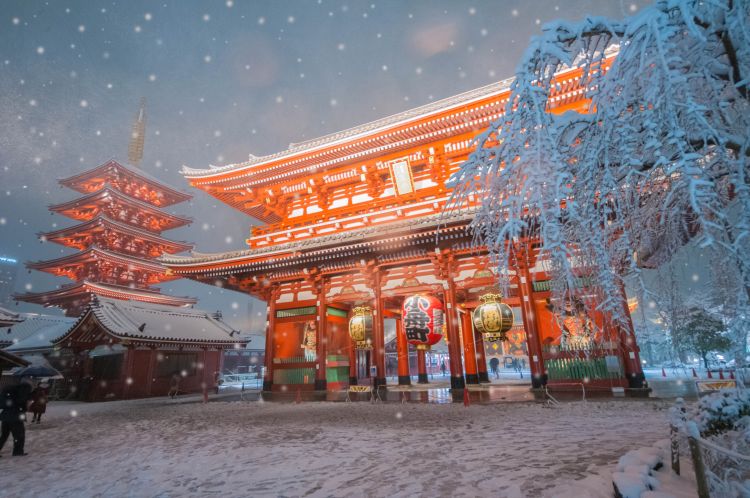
[447,0,750,325]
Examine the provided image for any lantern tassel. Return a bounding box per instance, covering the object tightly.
[661,367,666,378]
[463,388,471,407]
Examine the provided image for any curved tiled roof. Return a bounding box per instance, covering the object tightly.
[59,159,192,205]
[1,314,77,348]
[161,210,476,268]
[181,77,515,179]
[57,297,242,346]
[5,321,75,352]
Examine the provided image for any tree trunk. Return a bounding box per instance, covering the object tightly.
[702,353,709,370]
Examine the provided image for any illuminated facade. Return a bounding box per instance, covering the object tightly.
[15,160,196,316]
[164,57,646,393]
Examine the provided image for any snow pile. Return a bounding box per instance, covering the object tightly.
[612,444,665,498]
[692,388,750,438]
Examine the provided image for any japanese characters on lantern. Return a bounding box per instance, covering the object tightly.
[402,294,444,350]
[473,293,513,342]
[349,306,373,349]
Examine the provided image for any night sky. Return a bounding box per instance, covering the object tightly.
[0,0,651,332]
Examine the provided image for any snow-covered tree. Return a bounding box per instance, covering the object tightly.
[448,0,750,328]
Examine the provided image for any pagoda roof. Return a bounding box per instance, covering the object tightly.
[59,159,192,207]
[27,246,173,276]
[56,297,242,347]
[40,215,193,254]
[49,187,192,232]
[1,313,77,348]
[13,281,197,311]
[162,210,474,276]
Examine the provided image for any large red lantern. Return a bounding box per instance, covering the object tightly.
[402,294,444,350]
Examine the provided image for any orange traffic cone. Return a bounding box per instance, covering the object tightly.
[707,370,713,379]
[719,369,725,380]
[662,367,667,377]
[463,388,471,407]
[692,368,698,378]
[295,388,302,404]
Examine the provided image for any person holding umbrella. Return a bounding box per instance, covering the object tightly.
[0,376,33,457]
[29,382,49,424]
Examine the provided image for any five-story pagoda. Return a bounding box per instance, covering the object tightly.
[15,103,196,316]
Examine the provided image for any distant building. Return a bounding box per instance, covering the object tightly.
[0,256,19,306]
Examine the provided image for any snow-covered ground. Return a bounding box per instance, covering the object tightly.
[0,397,673,497]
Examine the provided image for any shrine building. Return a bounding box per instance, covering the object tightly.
[163,55,646,394]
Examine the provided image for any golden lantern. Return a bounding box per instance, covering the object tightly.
[473,293,513,342]
[349,306,373,349]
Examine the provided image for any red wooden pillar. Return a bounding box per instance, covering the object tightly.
[315,279,328,391]
[474,322,490,383]
[417,349,428,383]
[262,287,278,392]
[145,347,158,396]
[515,261,547,388]
[460,309,479,384]
[618,283,646,388]
[444,279,465,390]
[372,271,387,387]
[396,318,411,385]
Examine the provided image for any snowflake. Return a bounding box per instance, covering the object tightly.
[80,100,88,108]
[78,25,85,32]
[144,12,153,21]
[203,14,211,22]
[36,46,44,55]
[134,25,142,33]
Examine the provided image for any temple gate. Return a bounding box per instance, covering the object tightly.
[164,54,646,394]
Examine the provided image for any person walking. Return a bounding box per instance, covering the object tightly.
[0,376,33,457]
[489,357,500,379]
[29,382,48,424]
[168,372,181,399]
[440,361,447,377]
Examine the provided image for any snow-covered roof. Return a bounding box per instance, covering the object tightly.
[181,76,515,180]
[5,321,75,353]
[0,306,23,325]
[58,298,243,346]
[59,159,192,205]
[1,314,77,348]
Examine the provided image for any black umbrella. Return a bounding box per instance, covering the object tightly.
[12,364,63,379]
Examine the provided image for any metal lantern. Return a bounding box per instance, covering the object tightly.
[473,293,513,342]
[402,294,444,350]
[349,306,373,349]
